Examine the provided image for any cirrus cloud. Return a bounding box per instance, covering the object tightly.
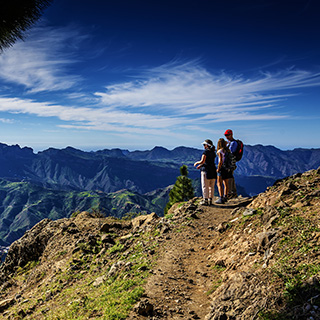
[0,58,320,140]
[0,25,84,93]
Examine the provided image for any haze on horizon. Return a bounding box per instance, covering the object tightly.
[0,0,319,152]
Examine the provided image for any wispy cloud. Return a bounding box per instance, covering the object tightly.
[0,118,14,124]
[0,25,83,93]
[0,97,186,136]
[96,62,320,118]
[0,60,320,139]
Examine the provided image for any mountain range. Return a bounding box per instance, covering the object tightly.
[1,143,320,191]
[0,142,319,246]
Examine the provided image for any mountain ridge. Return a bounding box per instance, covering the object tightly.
[0,142,319,192]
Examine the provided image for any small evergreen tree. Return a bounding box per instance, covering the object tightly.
[164,165,194,214]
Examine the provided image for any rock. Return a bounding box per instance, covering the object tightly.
[119,233,133,244]
[243,208,257,216]
[133,298,154,316]
[231,207,242,215]
[0,218,56,283]
[256,229,280,252]
[100,234,115,245]
[65,222,79,234]
[0,298,14,312]
[100,223,110,233]
[214,259,226,268]
[17,309,26,317]
[277,200,289,208]
[131,212,159,231]
[108,261,125,277]
[217,222,229,233]
[190,212,199,219]
[292,201,306,208]
[260,206,280,228]
[87,234,97,246]
[93,276,106,287]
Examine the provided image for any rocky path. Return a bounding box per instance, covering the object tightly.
[130,198,249,319]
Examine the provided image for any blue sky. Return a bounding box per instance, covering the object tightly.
[0,0,319,152]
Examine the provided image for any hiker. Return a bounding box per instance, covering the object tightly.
[224,129,238,199]
[194,139,217,206]
[216,138,232,204]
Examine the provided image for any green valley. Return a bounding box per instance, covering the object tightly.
[0,179,169,246]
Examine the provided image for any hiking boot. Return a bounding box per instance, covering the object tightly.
[200,199,209,206]
[215,197,225,204]
[222,196,228,203]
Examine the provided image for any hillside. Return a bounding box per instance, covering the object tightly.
[0,167,319,319]
[0,179,169,246]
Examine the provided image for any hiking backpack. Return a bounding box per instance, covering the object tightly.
[223,151,236,171]
[233,139,244,161]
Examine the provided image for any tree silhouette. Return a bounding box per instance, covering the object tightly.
[164,165,194,214]
[0,0,53,52]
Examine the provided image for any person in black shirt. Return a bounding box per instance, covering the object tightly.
[194,139,217,205]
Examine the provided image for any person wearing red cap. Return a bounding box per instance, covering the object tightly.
[224,129,238,199]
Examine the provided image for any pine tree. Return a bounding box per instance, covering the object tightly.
[164,165,194,214]
[0,0,53,51]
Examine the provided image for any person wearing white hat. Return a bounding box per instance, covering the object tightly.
[194,139,217,205]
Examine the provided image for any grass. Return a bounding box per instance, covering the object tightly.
[5,217,159,320]
[207,278,223,296]
[257,207,320,318]
[206,263,226,296]
[24,245,153,320]
[46,276,145,320]
[108,242,125,255]
[164,213,174,219]
[16,260,39,275]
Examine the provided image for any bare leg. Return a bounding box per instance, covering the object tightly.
[223,179,229,197]
[217,176,223,197]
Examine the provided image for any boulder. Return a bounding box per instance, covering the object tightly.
[131,212,159,231]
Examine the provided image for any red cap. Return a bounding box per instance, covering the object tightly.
[224,129,233,136]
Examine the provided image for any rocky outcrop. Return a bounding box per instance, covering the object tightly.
[248,167,320,209]
[0,219,54,278]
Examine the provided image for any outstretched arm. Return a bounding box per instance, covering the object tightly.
[194,155,206,169]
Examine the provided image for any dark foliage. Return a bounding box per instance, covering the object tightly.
[0,0,53,51]
[164,165,194,214]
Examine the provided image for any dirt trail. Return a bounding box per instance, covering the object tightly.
[130,199,249,319]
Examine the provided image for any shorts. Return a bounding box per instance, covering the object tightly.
[217,167,233,180]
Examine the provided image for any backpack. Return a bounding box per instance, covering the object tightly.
[223,151,236,171]
[233,139,244,161]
